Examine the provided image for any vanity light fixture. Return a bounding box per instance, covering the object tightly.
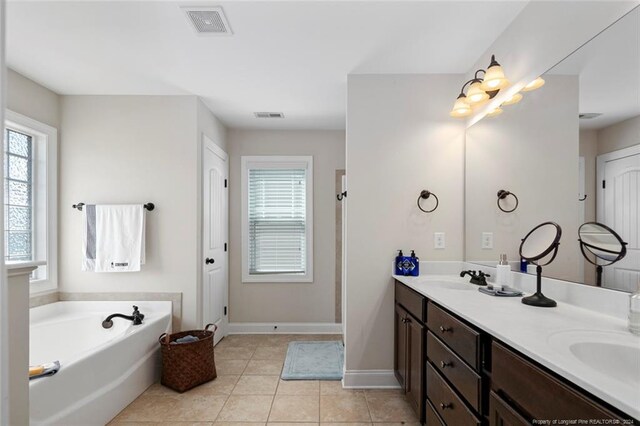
[522,77,545,92]
[466,80,490,105]
[502,92,523,106]
[449,93,473,117]
[480,55,510,91]
[487,106,503,118]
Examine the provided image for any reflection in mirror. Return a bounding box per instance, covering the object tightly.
[578,222,627,288]
[464,6,640,292]
[519,222,561,308]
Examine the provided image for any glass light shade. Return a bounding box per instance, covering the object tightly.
[502,93,523,106]
[487,106,503,118]
[466,81,489,105]
[522,77,545,91]
[481,65,510,91]
[450,96,472,118]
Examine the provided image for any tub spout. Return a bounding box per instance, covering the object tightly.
[102,305,145,328]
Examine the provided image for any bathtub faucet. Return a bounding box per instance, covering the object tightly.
[102,305,145,329]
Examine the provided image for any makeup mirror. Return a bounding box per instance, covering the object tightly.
[519,222,562,308]
[578,222,627,287]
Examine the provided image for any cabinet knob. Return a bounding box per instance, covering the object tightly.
[440,402,452,410]
[439,325,451,333]
[440,361,452,369]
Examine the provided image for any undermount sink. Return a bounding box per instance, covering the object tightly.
[548,330,640,388]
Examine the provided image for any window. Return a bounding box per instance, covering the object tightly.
[4,110,58,293]
[242,156,313,282]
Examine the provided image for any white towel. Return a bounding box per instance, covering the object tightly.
[82,204,146,272]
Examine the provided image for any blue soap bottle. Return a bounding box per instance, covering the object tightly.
[410,250,420,276]
[395,250,405,275]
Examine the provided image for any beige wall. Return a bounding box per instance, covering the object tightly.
[597,115,640,155]
[59,95,226,330]
[465,75,580,282]
[345,74,465,374]
[6,69,60,128]
[227,129,345,323]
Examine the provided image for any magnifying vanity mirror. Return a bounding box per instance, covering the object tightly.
[519,222,561,307]
[578,222,627,287]
[464,6,639,293]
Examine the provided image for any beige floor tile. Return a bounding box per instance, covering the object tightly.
[365,396,419,423]
[372,423,421,426]
[112,395,178,422]
[233,375,280,395]
[260,334,296,347]
[276,379,319,395]
[269,423,319,426]
[188,375,240,396]
[244,359,283,375]
[215,423,265,426]
[322,423,371,426]
[252,346,288,360]
[269,395,320,422]
[110,422,212,426]
[363,388,404,397]
[164,395,228,422]
[220,334,264,348]
[320,380,363,395]
[216,358,249,375]
[216,346,256,360]
[217,395,274,422]
[320,394,371,422]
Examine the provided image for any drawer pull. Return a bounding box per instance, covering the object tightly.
[440,360,452,369]
[439,325,452,333]
[440,402,452,410]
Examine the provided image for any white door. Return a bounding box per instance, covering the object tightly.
[202,135,228,345]
[341,175,347,338]
[597,145,640,292]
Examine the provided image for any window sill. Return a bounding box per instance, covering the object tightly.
[242,274,313,283]
[6,260,47,270]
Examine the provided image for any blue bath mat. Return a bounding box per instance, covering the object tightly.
[281,341,344,380]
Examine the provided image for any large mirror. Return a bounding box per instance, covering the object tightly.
[465,6,639,292]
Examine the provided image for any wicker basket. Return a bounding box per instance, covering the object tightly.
[159,323,217,393]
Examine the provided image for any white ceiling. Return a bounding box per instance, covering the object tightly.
[5,1,528,130]
[547,6,639,130]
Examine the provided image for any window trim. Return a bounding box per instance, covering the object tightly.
[241,156,313,283]
[5,110,58,294]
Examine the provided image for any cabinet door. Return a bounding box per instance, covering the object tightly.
[394,304,408,389]
[405,313,425,422]
[489,392,529,426]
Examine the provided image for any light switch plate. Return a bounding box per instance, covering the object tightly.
[482,232,493,249]
[434,232,445,249]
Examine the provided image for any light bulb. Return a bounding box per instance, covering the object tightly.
[522,77,545,91]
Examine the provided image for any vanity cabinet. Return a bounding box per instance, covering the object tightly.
[394,282,426,423]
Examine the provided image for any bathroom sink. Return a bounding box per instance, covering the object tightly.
[426,280,476,291]
[548,330,640,388]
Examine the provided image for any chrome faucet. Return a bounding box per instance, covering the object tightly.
[102,305,144,329]
[460,270,490,286]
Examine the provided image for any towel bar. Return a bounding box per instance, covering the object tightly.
[72,203,155,211]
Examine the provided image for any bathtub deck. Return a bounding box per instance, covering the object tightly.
[109,333,419,425]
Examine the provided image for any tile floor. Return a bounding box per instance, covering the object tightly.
[110,334,419,425]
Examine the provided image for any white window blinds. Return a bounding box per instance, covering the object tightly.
[248,168,307,275]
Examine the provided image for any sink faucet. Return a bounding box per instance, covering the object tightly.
[460,270,490,286]
[102,305,145,329]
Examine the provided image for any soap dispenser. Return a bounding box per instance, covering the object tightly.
[394,250,404,276]
[629,283,640,335]
[410,250,420,277]
[495,254,511,290]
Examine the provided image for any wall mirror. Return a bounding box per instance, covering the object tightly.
[464,6,639,292]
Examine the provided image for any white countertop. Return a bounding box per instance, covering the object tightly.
[394,274,640,419]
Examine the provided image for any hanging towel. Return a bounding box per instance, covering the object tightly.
[82,204,145,272]
[29,361,60,380]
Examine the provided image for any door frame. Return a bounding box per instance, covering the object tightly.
[596,144,640,222]
[200,134,229,340]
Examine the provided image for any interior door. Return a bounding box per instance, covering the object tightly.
[598,147,640,292]
[202,135,228,344]
[341,175,347,338]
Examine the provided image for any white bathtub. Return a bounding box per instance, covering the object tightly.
[29,301,172,425]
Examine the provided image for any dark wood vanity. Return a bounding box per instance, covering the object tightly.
[394,280,634,425]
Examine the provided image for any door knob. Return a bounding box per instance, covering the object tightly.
[205,258,215,265]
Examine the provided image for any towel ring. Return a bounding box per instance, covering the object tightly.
[336,191,347,201]
[497,190,518,213]
[417,190,439,213]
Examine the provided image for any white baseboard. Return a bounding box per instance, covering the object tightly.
[342,370,401,388]
[228,322,342,334]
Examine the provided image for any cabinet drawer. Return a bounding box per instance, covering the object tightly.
[395,281,426,322]
[427,302,480,369]
[427,362,481,426]
[492,342,621,421]
[426,399,445,426]
[427,331,482,411]
[489,391,530,426]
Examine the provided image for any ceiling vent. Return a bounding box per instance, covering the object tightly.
[254,112,285,119]
[579,113,602,120]
[182,7,232,35]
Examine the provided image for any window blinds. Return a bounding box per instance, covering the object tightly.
[248,168,307,275]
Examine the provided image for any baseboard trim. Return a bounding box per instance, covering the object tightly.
[228,322,342,334]
[342,369,401,388]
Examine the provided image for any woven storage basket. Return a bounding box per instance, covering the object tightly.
[159,323,217,393]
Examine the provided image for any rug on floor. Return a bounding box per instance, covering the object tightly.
[281,341,344,380]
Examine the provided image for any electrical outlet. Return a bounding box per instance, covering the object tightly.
[434,232,445,249]
[482,232,493,249]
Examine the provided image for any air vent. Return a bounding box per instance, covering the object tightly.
[579,113,602,120]
[254,112,285,119]
[182,7,232,35]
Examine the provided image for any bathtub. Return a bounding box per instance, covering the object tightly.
[29,301,172,425]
